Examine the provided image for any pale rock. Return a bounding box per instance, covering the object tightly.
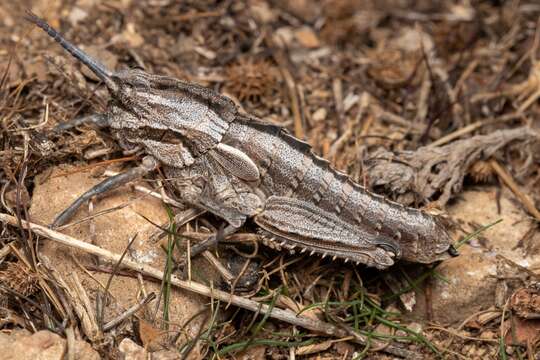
[279,0,320,22]
[236,345,266,359]
[112,23,144,48]
[218,16,236,29]
[73,339,101,360]
[343,93,359,112]
[407,322,423,333]
[151,350,183,359]
[390,27,434,54]
[119,338,147,360]
[0,330,65,360]
[249,1,277,24]
[76,0,99,7]
[118,338,181,359]
[480,330,496,340]
[124,23,145,47]
[68,7,88,26]
[450,188,538,266]
[0,6,14,27]
[412,188,540,324]
[449,4,475,21]
[295,27,320,49]
[24,59,49,82]
[312,108,327,122]
[413,244,498,324]
[0,330,99,360]
[273,27,294,48]
[30,165,211,347]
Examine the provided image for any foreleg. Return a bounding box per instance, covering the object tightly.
[53,113,108,132]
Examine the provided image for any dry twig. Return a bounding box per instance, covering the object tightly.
[0,213,419,358]
[489,159,540,222]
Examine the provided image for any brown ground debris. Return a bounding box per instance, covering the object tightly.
[1,0,540,359]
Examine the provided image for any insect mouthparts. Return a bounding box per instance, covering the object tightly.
[447,245,459,257]
[24,10,119,93]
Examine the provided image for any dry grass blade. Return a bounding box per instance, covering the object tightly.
[269,37,305,139]
[489,159,540,222]
[428,113,525,148]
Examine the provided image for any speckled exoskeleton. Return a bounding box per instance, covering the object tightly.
[27,12,456,269]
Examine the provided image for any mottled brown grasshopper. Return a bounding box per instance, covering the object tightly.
[26,12,456,269]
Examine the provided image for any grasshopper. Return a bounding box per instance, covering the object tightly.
[26,12,456,269]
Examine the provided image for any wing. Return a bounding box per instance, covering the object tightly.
[208,143,260,181]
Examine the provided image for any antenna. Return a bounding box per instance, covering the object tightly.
[25,11,118,92]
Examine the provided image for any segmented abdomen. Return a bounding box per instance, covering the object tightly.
[224,116,451,262]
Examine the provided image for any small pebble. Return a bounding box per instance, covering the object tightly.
[312,108,327,122]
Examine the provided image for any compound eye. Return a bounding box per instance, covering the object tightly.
[124,83,135,94]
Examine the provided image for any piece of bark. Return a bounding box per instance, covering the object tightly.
[366,127,539,206]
